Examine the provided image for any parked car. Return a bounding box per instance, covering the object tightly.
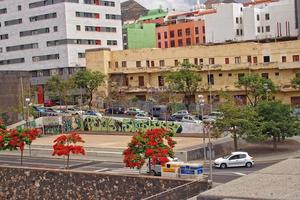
[173,110,189,116]
[44,100,56,107]
[152,105,168,119]
[135,112,152,120]
[168,114,184,122]
[66,108,85,115]
[85,110,102,118]
[126,107,142,115]
[181,115,202,124]
[105,107,125,114]
[214,152,254,169]
[203,111,223,122]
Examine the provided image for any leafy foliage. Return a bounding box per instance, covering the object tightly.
[291,75,300,88]
[236,74,276,106]
[73,70,106,108]
[123,128,176,170]
[165,62,202,110]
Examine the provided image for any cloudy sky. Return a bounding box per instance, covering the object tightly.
[121,0,247,11]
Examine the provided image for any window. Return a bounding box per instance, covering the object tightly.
[257,27,260,33]
[158,76,164,86]
[194,58,198,65]
[42,70,50,77]
[202,26,205,34]
[183,59,189,64]
[186,38,191,46]
[257,14,260,21]
[108,61,112,68]
[196,37,199,44]
[236,29,240,36]
[262,73,269,79]
[136,61,141,68]
[0,8,7,14]
[76,25,81,31]
[170,40,175,47]
[20,28,50,37]
[235,17,239,24]
[293,55,300,62]
[164,32,167,39]
[115,62,118,68]
[146,60,150,67]
[229,155,239,160]
[29,12,57,22]
[225,58,229,64]
[6,43,39,52]
[122,61,127,67]
[239,154,246,159]
[238,73,245,81]
[247,56,252,63]
[208,74,214,85]
[228,73,232,77]
[170,31,174,38]
[158,42,161,48]
[240,17,242,24]
[235,56,241,64]
[164,41,168,48]
[253,56,258,64]
[157,33,161,40]
[282,56,287,63]
[199,58,203,64]
[159,60,165,67]
[266,26,270,32]
[138,76,144,87]
[75,11,100,18]
[195,27,199,34]
[265,13,270,20]
[178,39,183,47]
[5,18,22,26]
[275,72,279,76]
[151,61,155,67]
[175,60,179,67]
[240,29,243,36]
[219,73,222,77]
[32,54,59,62]
[209,58,215,65]
[105,14,121,20]
[54,26,58,32]
[107,40,117,45]
[0,34,8,40]
[178,29,182,37]
[261,26,264,33]
[18,5,22,11]
[263,56,270,63]
[185,28,191,36]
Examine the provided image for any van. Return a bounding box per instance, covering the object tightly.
[152,105,168,120]
[147,157,181,176]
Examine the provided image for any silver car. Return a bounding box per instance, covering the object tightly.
[214,151,254,169]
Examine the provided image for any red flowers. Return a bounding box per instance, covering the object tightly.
[52,133,85,157]
[123,128,177,169]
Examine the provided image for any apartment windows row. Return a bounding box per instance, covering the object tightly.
[76,11,99,18]
[257,13,270,21]
[4,18,22,26]
[105,14,121,20]
[158,37,205,48]
[83,0,115,6]
[282,55,300,62]
[32,54,60,62]
[47,39,101,46]
[29,0,79,9]
[236,29,243,36]
[6,43,38,52]
[257,26,270,33]
[31,67,82,77]
[82,26,116,32]
[0,58,25,65]
[0,34,8,40]
[157,27,204,40]
[107,40,117,46]
[235,17,243,24]
[0,8,7,14]
[20,27,50,37]
[29,12,57,22]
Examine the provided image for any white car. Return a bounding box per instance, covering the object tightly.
[173,110,189,116]
[214,152,254,169]
[203,111,223,122]
[135,112,152,120]
[181,115,202,124]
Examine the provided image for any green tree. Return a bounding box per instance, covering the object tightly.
[46,75,74,107]
[215,98,259,151]
[73,70,106,109]
[256,101,300,151]
[291,74,300,88]
[165,62,202,110]
[236,74,276,107]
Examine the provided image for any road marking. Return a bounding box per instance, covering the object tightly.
[95,168,110,172]
[0,160,64,167]
[232,172,247,176]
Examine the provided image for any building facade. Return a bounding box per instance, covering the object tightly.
[86,40,300,107]
[206,0,298,43]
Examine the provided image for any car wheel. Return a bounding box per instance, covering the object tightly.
[151,170,157,176]
[220,163,227,169]
[246,162,252,168]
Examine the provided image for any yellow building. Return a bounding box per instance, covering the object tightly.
[86,40,300,107]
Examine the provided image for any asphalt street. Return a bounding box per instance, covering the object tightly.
[0,155,278,184]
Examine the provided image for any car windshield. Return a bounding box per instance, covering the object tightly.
[223,155,231,159]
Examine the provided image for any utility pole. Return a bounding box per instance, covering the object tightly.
[198,94,206,161]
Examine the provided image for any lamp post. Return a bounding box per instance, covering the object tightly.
[25,98,31,128]
[198,94,206,161]
[207,121,213,182]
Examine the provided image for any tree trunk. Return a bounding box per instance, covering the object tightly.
[233,132,238,151]
[88,92,93,109]
[148,158,152,176]
[66,154,70,169]
[273,135,278,151]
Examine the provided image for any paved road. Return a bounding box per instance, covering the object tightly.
[0,155,278,184]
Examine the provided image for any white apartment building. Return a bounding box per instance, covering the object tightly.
[205,0,299,43]
[0,0,122,79]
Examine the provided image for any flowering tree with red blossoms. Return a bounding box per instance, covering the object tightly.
[0,120,40,165]
[52,133,85,168]
[123,128,177,174]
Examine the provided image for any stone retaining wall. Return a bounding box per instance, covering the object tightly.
[0,166,208,200]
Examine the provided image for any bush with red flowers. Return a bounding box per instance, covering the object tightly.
[52,132,85,168]
[123,128,177,172]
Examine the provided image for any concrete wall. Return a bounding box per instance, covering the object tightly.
[0,166,208,200]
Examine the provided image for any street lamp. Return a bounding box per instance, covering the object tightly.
[25,98,30,128]
[198,94,206,161]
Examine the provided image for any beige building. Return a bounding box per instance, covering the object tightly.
[86,40,300,107]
